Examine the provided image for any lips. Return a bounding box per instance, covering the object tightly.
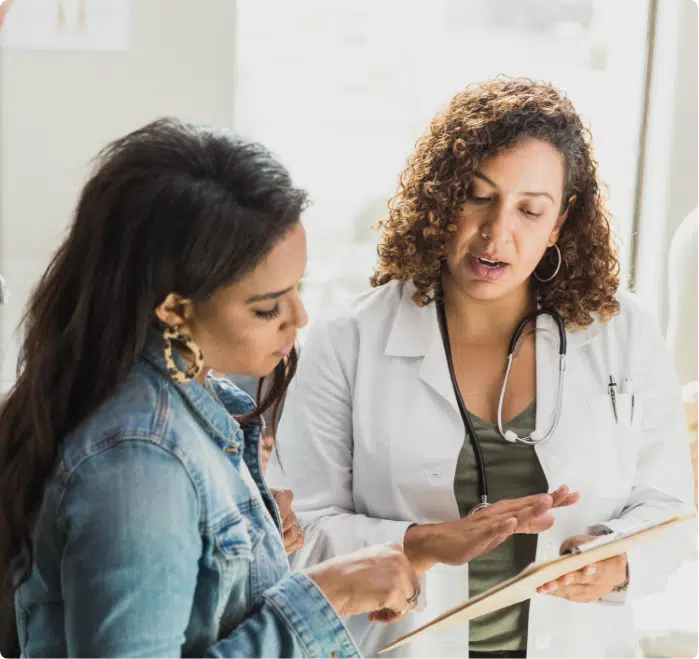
[466,253,509,282]
[275,342,295,359]
[472,252,508,267]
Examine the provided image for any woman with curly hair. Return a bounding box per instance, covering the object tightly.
[268,78,695,658]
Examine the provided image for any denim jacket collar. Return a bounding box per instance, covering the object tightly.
[140,328,244,453]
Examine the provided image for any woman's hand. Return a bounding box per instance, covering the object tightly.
[404,485,580,574]
[536,535,628,602]
[305,544,420,624]
[271,489,305,555]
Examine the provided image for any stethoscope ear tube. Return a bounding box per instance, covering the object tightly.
[500,308,567,445]
[501,308,567,445]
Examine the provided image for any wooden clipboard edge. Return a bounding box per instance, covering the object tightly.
[379,513,696,654]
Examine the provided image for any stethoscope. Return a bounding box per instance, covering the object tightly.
[436,297,567,515]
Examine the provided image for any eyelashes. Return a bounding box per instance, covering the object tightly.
[467,193,492,203]
[466,192,543,218]
[254,304,281,320]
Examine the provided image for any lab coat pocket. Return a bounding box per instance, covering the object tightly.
[586,394,641,502]
[587,393,642,430]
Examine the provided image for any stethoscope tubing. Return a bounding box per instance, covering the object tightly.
[436,297,567,515]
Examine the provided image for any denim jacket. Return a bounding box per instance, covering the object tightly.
[14,330,360,658]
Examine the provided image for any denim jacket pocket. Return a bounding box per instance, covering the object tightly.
[213,514,266,619]
[214,514,265,560]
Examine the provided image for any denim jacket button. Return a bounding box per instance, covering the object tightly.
[224,444,239,454]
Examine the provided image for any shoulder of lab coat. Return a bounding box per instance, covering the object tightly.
[587,290,697,603]
[266,281,415,569]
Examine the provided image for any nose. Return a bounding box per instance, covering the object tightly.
[295,300,309,330]
[289,289,308,330]
[480,202,513,244]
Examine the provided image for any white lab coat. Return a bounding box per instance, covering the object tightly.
[267,280,696,658]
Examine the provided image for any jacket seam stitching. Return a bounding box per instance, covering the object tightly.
[53,436,203,537]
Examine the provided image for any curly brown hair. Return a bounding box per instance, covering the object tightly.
[371,77,620,328]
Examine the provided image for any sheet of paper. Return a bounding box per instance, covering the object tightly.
[1,0,130,51]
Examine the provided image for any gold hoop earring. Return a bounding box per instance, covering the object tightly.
[534,244,562,283]
[162,326,204,383]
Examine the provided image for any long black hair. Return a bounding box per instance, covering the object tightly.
[0,118,307,644]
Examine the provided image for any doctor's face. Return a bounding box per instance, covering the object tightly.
[444,138,570,302]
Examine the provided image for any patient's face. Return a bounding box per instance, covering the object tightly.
[189,222,308,379]
[156,222,308,380]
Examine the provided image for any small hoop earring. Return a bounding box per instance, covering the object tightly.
[534,244,562,283]
[162,326,204,383]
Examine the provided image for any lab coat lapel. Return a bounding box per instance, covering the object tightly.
[384,283,460,417]
[418,318,460,417]
[534,312,600,492]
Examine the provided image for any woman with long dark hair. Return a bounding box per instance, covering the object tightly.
[0,119,431,658]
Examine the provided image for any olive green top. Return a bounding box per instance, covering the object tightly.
[453,402,548,653]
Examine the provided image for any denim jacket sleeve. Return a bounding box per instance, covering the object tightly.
[57,439,359,658]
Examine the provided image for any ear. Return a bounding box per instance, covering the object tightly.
[154,293,194,329]
[549,195,576,246]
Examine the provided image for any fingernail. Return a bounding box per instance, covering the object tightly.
[563,574,574,585]
[586,565,597,576]
[548,582,558,592]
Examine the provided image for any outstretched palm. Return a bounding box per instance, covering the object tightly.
[408,485,580,571]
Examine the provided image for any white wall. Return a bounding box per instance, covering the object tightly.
[0,0,237,392]
[1,0,695,393]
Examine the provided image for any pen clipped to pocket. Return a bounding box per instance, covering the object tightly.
[619,377,639,426]
[614,394,636,427]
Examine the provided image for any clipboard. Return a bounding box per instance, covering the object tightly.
[380,514,696,654]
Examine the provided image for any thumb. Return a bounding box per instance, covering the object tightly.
[559,534,596,555]
[274,489,294,516]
